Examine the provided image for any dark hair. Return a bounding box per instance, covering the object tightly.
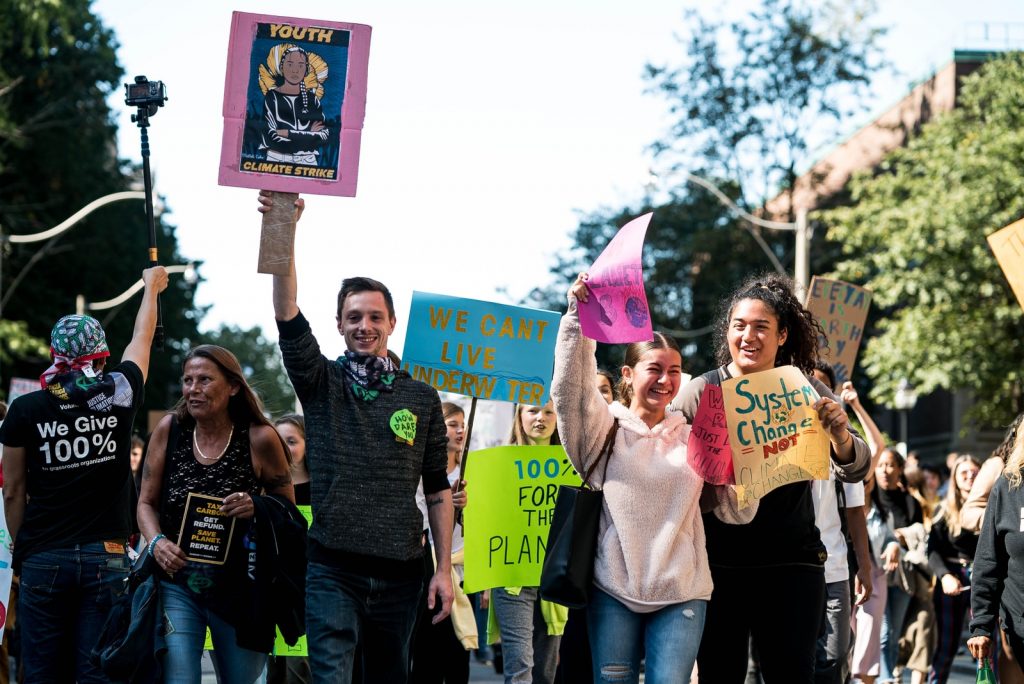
[596,368,618,401]
[993,412,1024,464]
[813,360,836,391]
[131,435,145,451]
[274,413,305,440]
[336,277,396,320]
[509,403,562,447]
[871,448,909,511]
[276,47,312,114]
[715,272,826,374]
[174,345,291,464]
[616,332,682,406]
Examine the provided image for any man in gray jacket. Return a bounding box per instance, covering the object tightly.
[262,192,453,683]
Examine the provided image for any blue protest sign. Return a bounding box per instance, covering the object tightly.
[402,292,560,404]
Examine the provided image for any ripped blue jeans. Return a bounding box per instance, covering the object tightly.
[587,587,706,684]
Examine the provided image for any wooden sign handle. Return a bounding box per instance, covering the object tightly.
[258,191,299,275]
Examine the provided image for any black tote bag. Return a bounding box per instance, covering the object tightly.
[539,420,617,608]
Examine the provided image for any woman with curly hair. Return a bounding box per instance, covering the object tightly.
[673,272,871,683]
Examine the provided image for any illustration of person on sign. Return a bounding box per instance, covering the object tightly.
[260,45,329,165]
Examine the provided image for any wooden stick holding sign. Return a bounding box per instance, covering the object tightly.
[258,191,298,274]
[454,396,477,527]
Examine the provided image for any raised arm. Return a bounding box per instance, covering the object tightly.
[550,274,615,478]
[259,190,305,322]
[841,381,885,470]
[122,266,169,381]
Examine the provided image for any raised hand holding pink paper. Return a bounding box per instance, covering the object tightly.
[577,213,653,343]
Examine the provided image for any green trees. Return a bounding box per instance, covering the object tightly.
[200,324,296,417]
[541,0,886,374]
[0,0,202,422]
[825,53,1024,426]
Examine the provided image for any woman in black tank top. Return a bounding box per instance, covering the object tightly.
[137,345,293,683]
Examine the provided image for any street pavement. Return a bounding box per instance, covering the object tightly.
[197,643,980,682]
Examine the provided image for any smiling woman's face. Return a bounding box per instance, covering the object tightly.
[728,298,787,375]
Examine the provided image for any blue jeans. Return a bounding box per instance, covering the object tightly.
[588,587,706,684]
[305,560,423,684]
[18,542,129,683]
[160,580,267,684]
[881,585,912,681]
[492,587,561,684]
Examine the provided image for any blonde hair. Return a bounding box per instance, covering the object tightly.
[508,403,561,447]
[1004,420,1024,489]
[943,454,983,536]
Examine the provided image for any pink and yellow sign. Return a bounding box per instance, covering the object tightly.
[721,366,830,509]
[578,213,653,344]
[218,12,371,197]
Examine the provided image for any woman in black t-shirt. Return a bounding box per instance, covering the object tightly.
[871,448,923,682]
[673,272,871,683]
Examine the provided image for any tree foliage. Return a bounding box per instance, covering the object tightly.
[199,324,296,418]
[0,0,203,421]
[645,0,886,210]
[537,0,886,376]
[528,183,791,375]
[824,53,1024,427]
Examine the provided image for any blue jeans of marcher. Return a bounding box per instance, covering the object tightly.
[18,542,129,683]
[881,584,912,681]
[492,587,561,684]
[160,580,267,684]
[587,587,706,684]
[305,559,423,684]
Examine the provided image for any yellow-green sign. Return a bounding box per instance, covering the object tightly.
[462,445,582,594]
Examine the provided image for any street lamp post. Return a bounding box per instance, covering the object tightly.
[76,263,197,321]
[649,170,811,292]
[893,378,918,456]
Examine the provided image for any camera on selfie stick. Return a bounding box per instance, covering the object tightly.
[124,75,168,349]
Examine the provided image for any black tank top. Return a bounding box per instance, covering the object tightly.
[159,421,261,542]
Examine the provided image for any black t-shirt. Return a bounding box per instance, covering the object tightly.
[0,361,144,569]
[877,487,922,530]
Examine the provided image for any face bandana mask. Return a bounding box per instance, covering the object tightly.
[338,351,397,402]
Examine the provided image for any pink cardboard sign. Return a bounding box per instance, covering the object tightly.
[218,12,371,197]
[686,383,734,485]
[578,213,653,343]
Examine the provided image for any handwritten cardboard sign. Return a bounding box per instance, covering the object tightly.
[402,292,561,405]
[686,383,734,485]
[578,213,653,343]
[988,218,1024,313]
[462,446,582,593]
[721,366,830,509]
[805,277,872,383]
[218,12,371,196]
[176,493,237,565]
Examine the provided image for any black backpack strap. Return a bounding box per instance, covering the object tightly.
[581,420,618,490]
[701,369,722,387]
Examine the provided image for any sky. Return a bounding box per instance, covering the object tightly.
[92,0,1024,361]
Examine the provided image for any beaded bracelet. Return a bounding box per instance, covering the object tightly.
[148,533,166,556]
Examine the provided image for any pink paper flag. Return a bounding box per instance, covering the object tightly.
[686,383,734,485]
[578,213,653,343]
